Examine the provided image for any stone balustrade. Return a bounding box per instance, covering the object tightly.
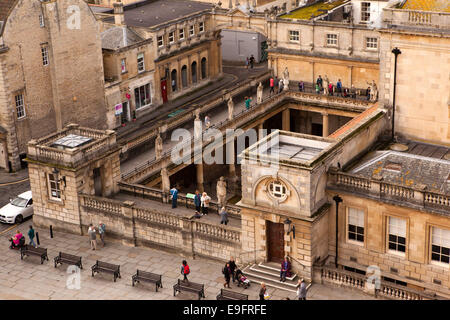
[82,195,123,215]
[329,169,450,215]
[135,208,181,228]
[383,8,450,29]
[193,221,241,242]
[321,267,366,290]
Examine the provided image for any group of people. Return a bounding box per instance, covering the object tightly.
[259,278,307,301]
[245,55,256,69]
[9,225,36,249]
[315,75,349,97]
[87,222,106,251]
[269,76,285,95]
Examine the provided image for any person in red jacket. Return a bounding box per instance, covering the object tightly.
[181,260,190,282]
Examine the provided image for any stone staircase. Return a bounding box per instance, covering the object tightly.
[242,262,299,293]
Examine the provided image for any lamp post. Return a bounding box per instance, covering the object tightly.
[283,217,295,239]
[391,47,402,142]
[333,195,343,268]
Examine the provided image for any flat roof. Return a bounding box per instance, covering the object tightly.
[104,0,212,28]
[280,0,349,20]
[52,134,92,150]
[401,0,450,13]
[264,135,332,161]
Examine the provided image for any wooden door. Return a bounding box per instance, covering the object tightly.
[266,221,285,263]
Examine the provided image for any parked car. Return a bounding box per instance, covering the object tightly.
[0,191,33,224]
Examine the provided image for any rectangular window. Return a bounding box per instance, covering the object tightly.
[199,22,204,33]
[15,94,26,119]
[137,53,145,73]
[41,46,49,66]
[326,34,338,46]
[48,173,61,200]
[361,2,371,22]
[189,25,195,37]
[388,217,406,254]
[348,207,364,243]
[39,14,45,27]
[366,37,378,49]
[169,31,175,44]
[431,227,450,265]
[289,30,299,42]
[179,28,185,40]
[134,83,151,109]
[121,58,126,73]
[157,36,164,47]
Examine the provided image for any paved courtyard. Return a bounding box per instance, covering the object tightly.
[0,219,375,300]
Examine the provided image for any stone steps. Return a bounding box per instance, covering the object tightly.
[242,262,299,293]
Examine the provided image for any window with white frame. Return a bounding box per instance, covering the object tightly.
[361,2,371,23]
[39,14,45,27]
[326,33,338,46]
[121,58,126,73]
[157,35,164,47]
[134,83,151,109]
[431,227,450,265]
[48,173,61,200]
[137,53,145,73]
[179,28,185,40]
[199,22,204,33]
[348,207,365,243]
[289,30,299,42]
[169,31,175,44]
[41,46,49,66]
[366,37,378,50]
[388,217,407,254]
[15,93,26,119]
[189,25,195,37]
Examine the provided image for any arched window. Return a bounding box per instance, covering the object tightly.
[191,61,197,84]
[201,57,207,79]
[181,65,188,88]
[171,69,177,92]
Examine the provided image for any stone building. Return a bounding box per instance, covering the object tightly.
[96,0,222,124]
[0,0,108,171]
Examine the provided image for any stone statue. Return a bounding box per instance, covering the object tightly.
[323,75,330,95]
[227,97,234,120]
[216,176,227,208]
[367,80,378,102]
[257,82,263,104]
[161,167,170,192]
[155,131,163,160]
[282,67,289,91]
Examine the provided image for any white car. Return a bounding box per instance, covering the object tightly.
[0,191,33,224]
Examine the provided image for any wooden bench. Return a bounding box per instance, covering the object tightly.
[20,245,48,264]
[173,279,205,300]
[216,289,248,300]
[132,269,163,291]
[91,260,121,282]
[54,252,83,269]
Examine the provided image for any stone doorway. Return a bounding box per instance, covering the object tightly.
[266,221,284,263]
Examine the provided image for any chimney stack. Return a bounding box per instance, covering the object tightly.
[113,1,125,26]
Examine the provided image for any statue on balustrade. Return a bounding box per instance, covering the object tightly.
[323,75,330,95]
[227,97,234,121]
[257,82,263,104]
[161,167,170,193]
[367,80,378,102]
[216,176,227,208]
[282,67,290,91]
[155,130,163,160]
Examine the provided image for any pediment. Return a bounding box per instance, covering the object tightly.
[227,8,249,17]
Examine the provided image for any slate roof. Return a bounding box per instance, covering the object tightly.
[101,26,144,50]
[351,151,450,193]
[401,0,450,13]
[103,0,213,28]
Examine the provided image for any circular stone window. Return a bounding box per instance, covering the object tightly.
[268,180,288,202]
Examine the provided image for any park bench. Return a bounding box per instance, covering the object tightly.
[173,279,205,300]
[132,269,163,291]
[91,260,121,282]
[216,289,248,300]
[20,245,48,264]
[54,252,83,269]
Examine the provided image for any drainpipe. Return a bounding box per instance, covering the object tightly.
[333,195,343,268]
[391,47,401,142]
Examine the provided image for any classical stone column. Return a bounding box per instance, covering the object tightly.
[196,163,204,193]
[322,112,329,137]
[282,108,290,131]
[258,122,265,140]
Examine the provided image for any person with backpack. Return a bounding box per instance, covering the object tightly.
[249,55,255,69]
[181,260,190,282]
[28,225,36,248]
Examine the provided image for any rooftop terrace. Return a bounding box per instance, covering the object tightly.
[280,0,349,20]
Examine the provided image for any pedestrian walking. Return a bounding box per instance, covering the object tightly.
[219,207,228,225]
[336,79,342,96]
[259,282,267,300]
[88,224,97,251]
[245,57,249,70]
[249,54,255,69]
[201,192,211,215]
[181,260,190,282]
[28,225,36,248]
[228,257,237,283]
[316,75,323,91]
[170,186,178,208]
[98,222,106,247]
[223,262,232,288]
[194,190,201,213]
[297,278,307,300]
[269,77,275,95]
[244,96,252,110]
[298,80,304,92]
[278,79,284,93]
